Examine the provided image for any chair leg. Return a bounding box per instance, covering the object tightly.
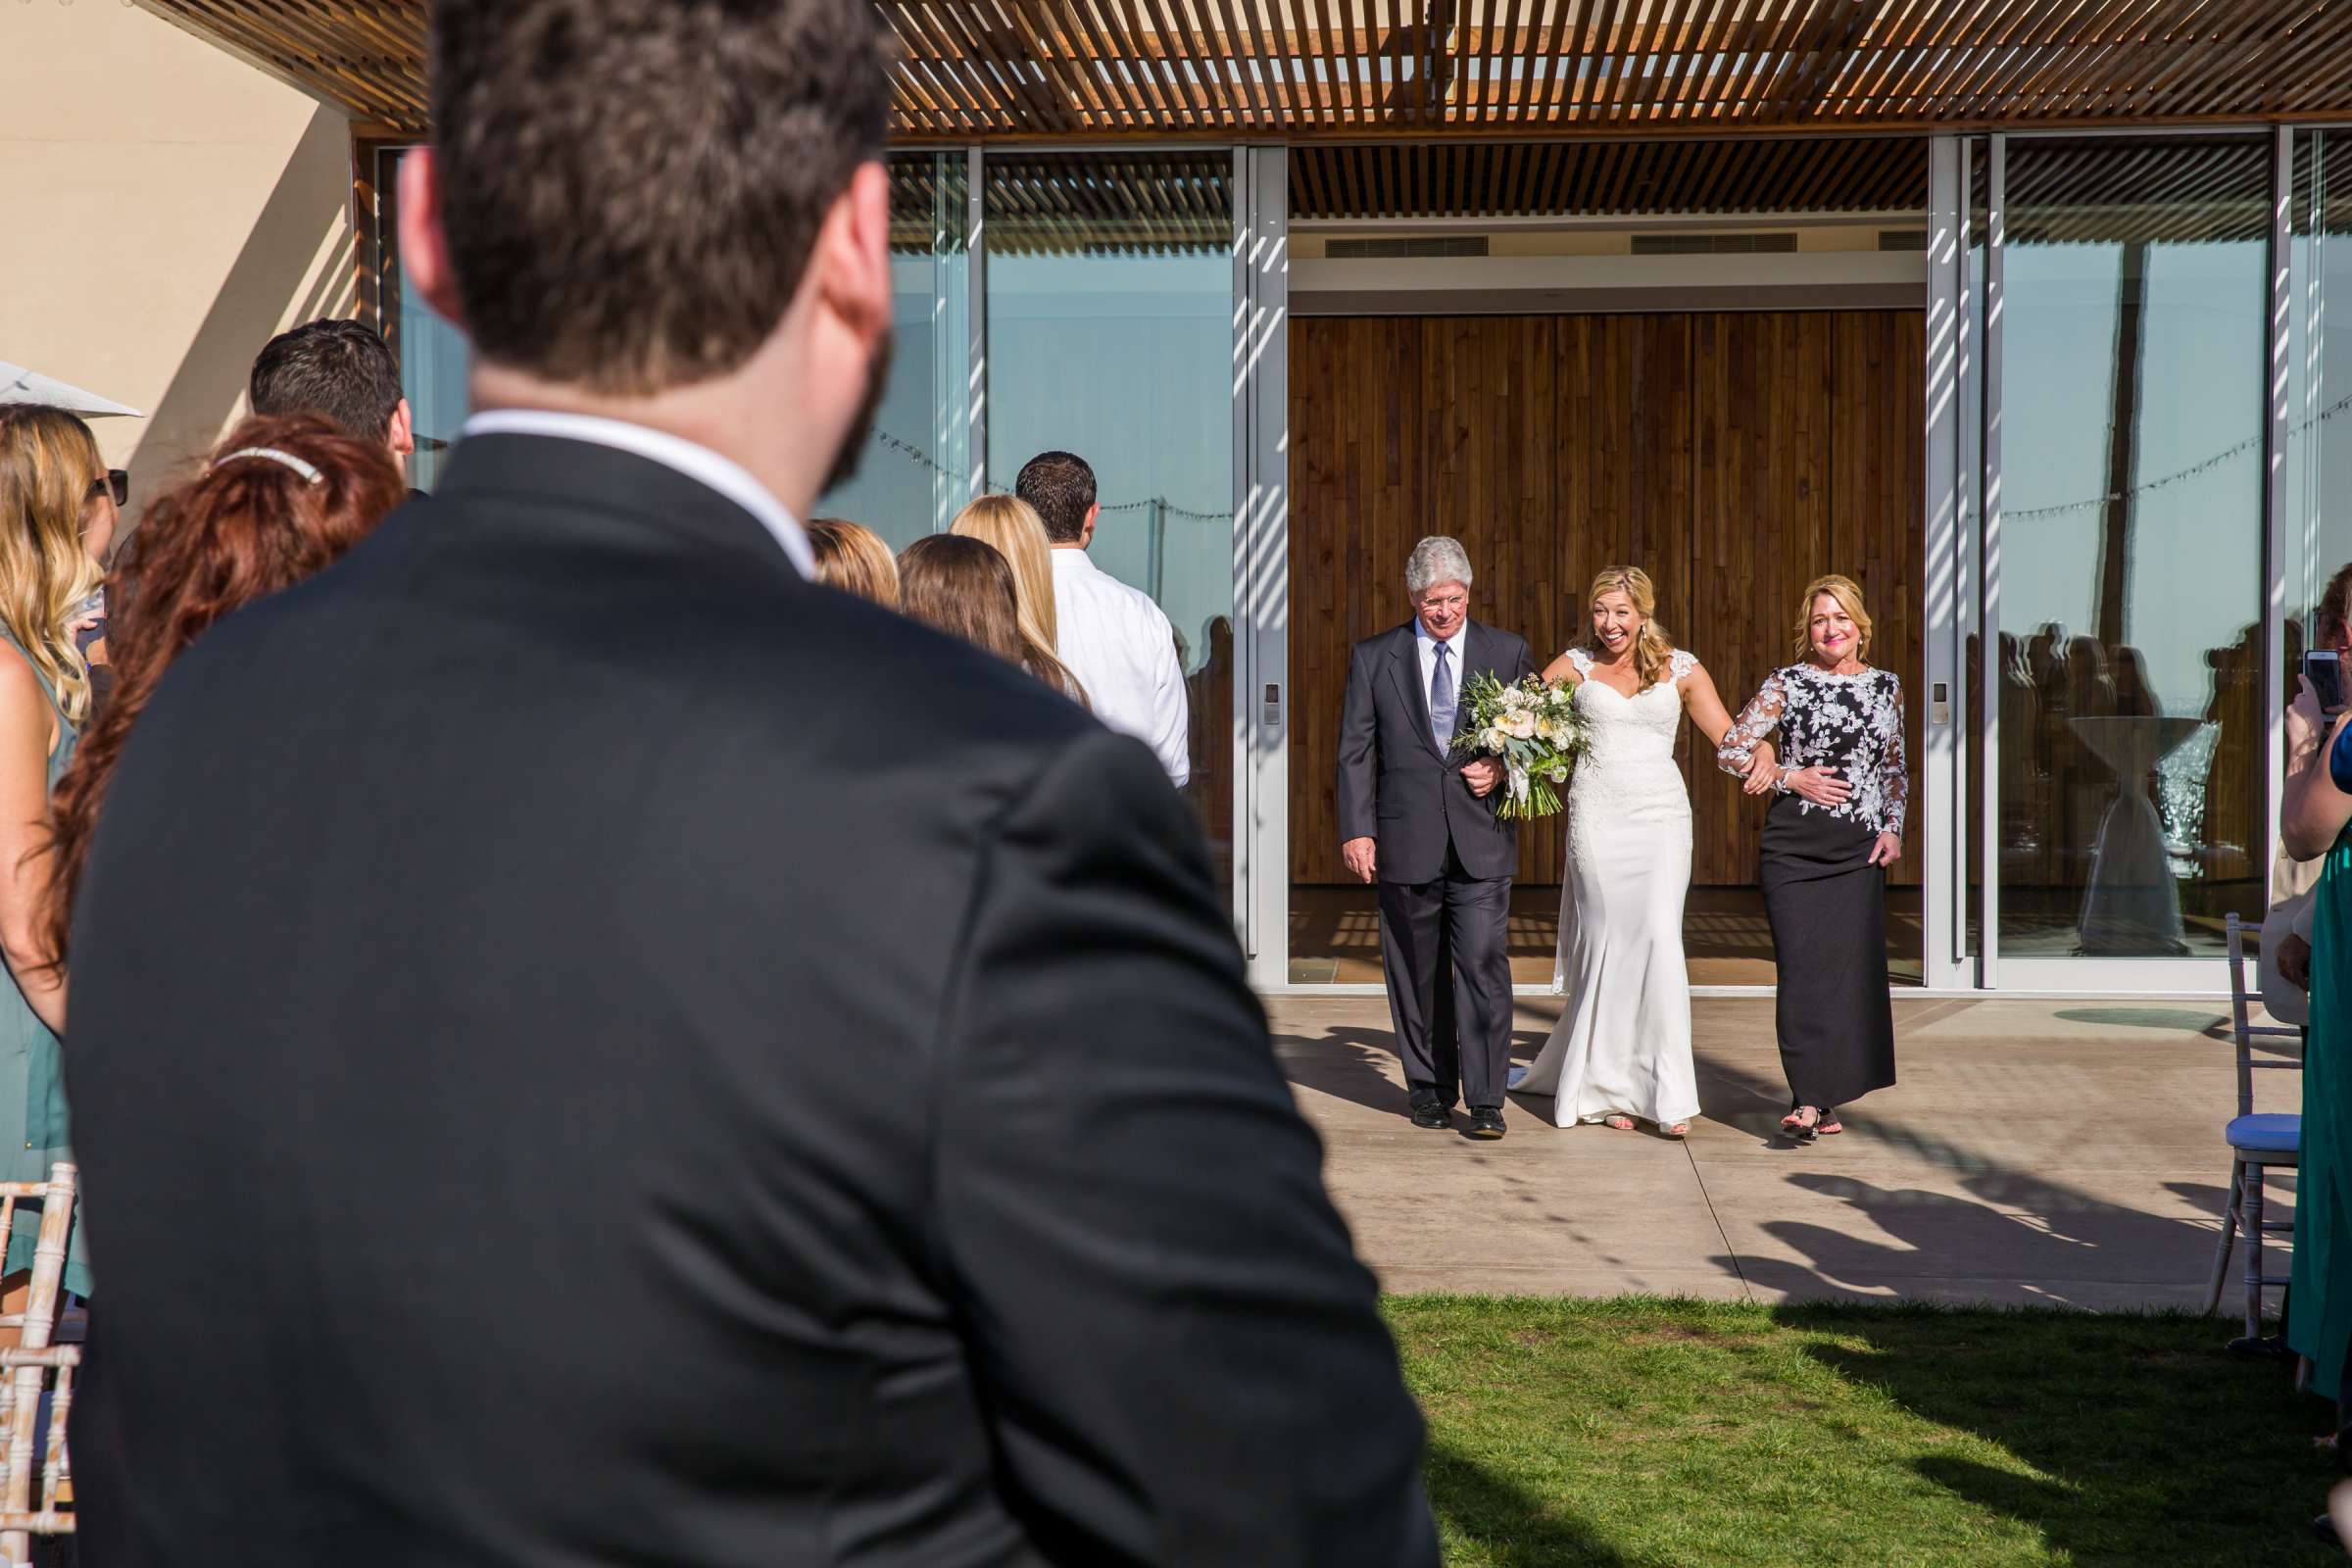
[2206,1161,2242,1317]
[2246,1165,2268,1342]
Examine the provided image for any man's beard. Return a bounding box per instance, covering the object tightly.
[820,329,895,496]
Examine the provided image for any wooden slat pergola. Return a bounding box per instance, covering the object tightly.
[135,1,2352,144]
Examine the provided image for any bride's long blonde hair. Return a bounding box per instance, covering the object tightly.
[1581,565,1675,691]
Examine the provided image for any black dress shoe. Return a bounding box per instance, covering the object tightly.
[1408,1096,1451,1130]
[1467,1106,1505,1140]
[2227,1332,2295,1362]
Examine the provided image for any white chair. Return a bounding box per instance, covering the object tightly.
[0,1346,75,1565]
[2204,915,2303,1341]
[0,1163,78,1565]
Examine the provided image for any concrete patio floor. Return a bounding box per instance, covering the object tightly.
[1271,994,2300,1310]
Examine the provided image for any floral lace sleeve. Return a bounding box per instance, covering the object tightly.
[1560,646,1593,681]
[1669,649,1697,682]
[1880,675,1909,839]
[1717,671,1787,776]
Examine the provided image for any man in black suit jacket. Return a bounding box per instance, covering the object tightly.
[60,3,1436,1563]
[1337,537,1535,1139]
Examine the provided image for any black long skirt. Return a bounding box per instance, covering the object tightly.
[1759,796,1896,1110]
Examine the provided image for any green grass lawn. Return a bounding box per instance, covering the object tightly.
[1390,1296,2343,1567]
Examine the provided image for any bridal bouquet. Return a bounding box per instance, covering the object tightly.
[1451,671,1589,820]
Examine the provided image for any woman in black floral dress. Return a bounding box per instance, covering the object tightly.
[1718,574,1906,1143]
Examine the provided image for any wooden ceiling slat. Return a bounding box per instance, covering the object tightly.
[2037,0,2211,118]
[1140,0,1212,120]
[1972,0,2159,120]
[1663,0,1718,122]
[137,0,2352,141]
[1008,0,1111,127]
[1205,0,1267,122]
[2171,1,2327,120]
[1096,0,1171,127]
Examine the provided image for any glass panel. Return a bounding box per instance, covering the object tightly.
[1993,137,2270,958]
[386,149,967,524]
[382,149,470,492]
[983,153,1237,902]
[815,153,969,550]
[2290,131,2352,699]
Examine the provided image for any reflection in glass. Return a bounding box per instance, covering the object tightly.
[815,154,970,551]
[1995,137,2269,957]
[983,153,1236,899]
[2290,132,2352,682]
[385,149,469,493]
[389,150,968,530]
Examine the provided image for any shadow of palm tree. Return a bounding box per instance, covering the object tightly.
[1421,1437,1642,1567]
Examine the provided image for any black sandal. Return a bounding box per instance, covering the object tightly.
[1781,1105,1822,1145]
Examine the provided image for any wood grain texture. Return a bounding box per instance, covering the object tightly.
[1290,309,1925,891]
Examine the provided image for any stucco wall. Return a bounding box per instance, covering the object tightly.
[0,1,356,508]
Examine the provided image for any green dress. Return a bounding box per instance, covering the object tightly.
[0,639,85,1298]
[2292,833,2352,1399]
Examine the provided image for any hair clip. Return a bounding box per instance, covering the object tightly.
[216,447,324,485]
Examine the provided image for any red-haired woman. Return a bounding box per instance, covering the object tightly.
[47,416,405,975]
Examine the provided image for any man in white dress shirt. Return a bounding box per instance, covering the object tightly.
[1018,450,1192,788]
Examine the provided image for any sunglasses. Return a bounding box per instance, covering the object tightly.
[86,470,128,509]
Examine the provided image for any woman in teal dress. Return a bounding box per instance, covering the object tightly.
[0,405,117,1300]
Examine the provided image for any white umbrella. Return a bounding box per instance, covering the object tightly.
[0,362,141,418]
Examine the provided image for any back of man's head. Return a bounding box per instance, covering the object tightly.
[428,0,890,396]
[250,319,406,448]
[1015,452,1096,546]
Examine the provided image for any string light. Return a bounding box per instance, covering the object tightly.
[866,427,1228,521]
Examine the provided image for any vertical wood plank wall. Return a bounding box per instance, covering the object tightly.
[1291,310,1926,890]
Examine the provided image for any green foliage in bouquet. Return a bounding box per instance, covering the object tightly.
[1449,671,1591,820]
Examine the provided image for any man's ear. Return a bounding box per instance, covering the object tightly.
[1082,502,1100,549]
[812,161,893,348]
[396,149,466,328]
[387,398,416,458]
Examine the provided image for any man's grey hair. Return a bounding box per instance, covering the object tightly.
[1405,535,1475,598]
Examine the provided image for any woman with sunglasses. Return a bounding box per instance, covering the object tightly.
[0,405,116,1300]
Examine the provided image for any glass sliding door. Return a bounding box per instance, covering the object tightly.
[2290,130,2352,695]
[1984,135,2272,983]
[983,152,1239,904]
[815,152,971,549]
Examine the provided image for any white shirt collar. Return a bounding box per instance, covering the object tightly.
[1415,618,1466,655]
[1051,547,1098,574]
[460,410,812,579]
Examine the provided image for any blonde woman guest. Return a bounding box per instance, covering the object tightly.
[1509,567,1740,1139]
[806,517,899,608]
[951,494,1087,706]
[1717,574,1907,1144]
[0,405,114,1298]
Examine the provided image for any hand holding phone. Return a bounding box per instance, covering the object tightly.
[2309,650,2346,716]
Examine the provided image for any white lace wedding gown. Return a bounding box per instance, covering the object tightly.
[1511,646,1701,1129]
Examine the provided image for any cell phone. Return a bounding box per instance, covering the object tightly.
[2308,649,2345,715]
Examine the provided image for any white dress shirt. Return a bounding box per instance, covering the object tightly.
[461,410,813,579]
[1415,620,1468,735]
[1050,548,1192,787]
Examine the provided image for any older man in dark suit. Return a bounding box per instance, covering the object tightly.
[1337,536,1535,1139]
[59,2,1436,1563]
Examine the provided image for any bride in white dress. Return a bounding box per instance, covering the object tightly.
[1509,566,1745,1137]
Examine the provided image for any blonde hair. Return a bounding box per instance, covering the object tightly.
[806,518,900,609]
[1792,573,1874,662]
[1582,565,1676,691]
[951,494,1087,708]
[0,407,103,728]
